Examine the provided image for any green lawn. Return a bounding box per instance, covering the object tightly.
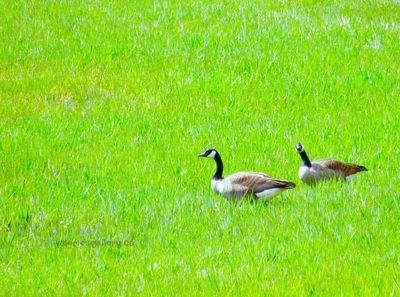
[1,0,399,295]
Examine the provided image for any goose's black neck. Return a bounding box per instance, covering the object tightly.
[213,151,224,180]
[299,150,312,168]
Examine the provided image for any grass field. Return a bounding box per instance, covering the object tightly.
[1,0,399,295]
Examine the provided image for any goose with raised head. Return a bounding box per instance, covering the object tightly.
[198,149,296,201]
[295,143,368,185]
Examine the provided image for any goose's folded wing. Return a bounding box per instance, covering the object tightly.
[314,159,367,176]
[228,172,295,194]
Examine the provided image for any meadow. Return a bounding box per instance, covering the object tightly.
[1,0,399,295]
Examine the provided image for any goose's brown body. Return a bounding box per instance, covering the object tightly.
[211,171,295,201]
[295,143,367,185]
[198,149,295,201]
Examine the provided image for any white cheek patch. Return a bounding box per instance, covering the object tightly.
[207,150,216,158]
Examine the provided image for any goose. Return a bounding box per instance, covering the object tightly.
[198,148,296,201]
[295,143,368,185]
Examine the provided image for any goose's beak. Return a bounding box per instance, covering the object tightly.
[198,151,207,157]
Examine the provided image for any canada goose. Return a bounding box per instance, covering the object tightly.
[295,143,368,185]
[198,149,296,201]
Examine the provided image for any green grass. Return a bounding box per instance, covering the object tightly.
[1,0,399,295]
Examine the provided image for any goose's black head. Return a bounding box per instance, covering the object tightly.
[198,148,218,158]
[295,143,305,153]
